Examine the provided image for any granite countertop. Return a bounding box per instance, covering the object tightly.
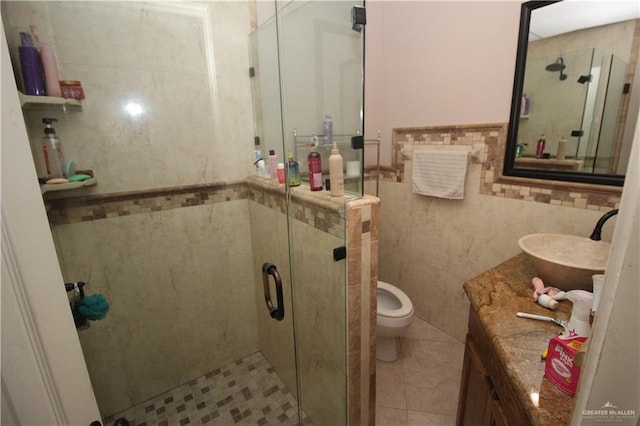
[463,253,575,425]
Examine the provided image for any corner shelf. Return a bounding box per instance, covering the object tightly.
[19,92,82,112]
[41,176,97,194]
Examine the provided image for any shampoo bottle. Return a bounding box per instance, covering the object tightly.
[41,118,65,178]
[535,134,546,159]
[308,137,323,191]
[30,25,61,97]
[556,135,567,160]
[287,152,301,187]
[329,141,344,196]
[18,32,46,96]
[323,114,333,145]
[268,149,278,181]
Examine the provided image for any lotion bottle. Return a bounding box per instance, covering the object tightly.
[329,141,344,196]
[268,149,278,181]
[30,25,61,97]
[556,135,567,160]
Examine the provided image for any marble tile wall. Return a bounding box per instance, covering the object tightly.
[373,123,620,342]
[2,1,255,195]
[52,193,259,417]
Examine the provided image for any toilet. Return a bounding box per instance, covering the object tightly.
[376,281,414,361]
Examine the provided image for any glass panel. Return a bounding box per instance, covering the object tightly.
[250,1,364,423]
[279,0,365,197]
[593,54,628,174]
[276,1,364,424]
[248,1,303,422]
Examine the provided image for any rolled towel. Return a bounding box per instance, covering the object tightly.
[79,294,110,320]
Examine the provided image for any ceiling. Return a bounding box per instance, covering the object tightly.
[529,1,640,41]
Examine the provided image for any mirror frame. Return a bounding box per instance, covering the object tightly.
[503,0,625,187]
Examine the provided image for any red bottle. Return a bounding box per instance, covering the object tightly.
[536,134,546,159]
[308,139,323,191]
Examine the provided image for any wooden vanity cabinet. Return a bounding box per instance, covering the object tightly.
[456,307,530,426]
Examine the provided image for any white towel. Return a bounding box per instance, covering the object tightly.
[411,149,469,199]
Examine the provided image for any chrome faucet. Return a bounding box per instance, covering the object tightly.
[589,209,618,241]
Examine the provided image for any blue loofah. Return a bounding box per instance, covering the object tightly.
[78,294,110,320]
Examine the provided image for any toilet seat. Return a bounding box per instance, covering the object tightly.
[377,281,413,318]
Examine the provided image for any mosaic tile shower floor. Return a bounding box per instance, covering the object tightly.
[104,351,311,426]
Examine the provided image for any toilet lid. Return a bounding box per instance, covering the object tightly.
[377,281,413,318]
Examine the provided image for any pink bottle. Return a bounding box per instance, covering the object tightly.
[30,26,61,97]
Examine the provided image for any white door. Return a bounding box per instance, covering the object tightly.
[1,28,102,425]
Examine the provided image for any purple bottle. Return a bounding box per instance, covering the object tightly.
[18,32,46,96]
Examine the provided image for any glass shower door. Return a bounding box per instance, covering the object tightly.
[278,1,365,425]
[249,1,365,424]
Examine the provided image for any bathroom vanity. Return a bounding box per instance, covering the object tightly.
[456,253,575,425]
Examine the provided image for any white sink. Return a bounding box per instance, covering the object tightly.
[518,233,611,291]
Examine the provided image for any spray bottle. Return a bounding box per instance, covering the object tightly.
[560,290,593,339]
[544,289,593,395]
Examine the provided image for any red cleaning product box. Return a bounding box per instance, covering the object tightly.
[545,335,586,396]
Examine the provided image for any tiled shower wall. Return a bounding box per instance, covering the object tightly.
[2,1,255,195]
[49,182,258,416]
[49,178,378,424]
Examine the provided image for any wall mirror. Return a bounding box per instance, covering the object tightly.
[504,0,639,187]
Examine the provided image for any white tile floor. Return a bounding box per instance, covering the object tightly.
[375,317,465,426]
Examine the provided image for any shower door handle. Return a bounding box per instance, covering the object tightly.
[262,263,284,321]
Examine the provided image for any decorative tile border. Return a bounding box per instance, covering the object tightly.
[47,177,348,237]
[346,196,379,426]
[246,176,346,239]
[46,181,248,225]
[384,123,622,211]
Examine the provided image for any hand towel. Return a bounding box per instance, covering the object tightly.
[411,149,469,199]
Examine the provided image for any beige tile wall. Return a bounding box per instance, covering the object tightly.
[371,123,620,342]
[51,186,258,416]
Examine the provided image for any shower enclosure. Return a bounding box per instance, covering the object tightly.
[2,1,366,424]
[519,46,632,174]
